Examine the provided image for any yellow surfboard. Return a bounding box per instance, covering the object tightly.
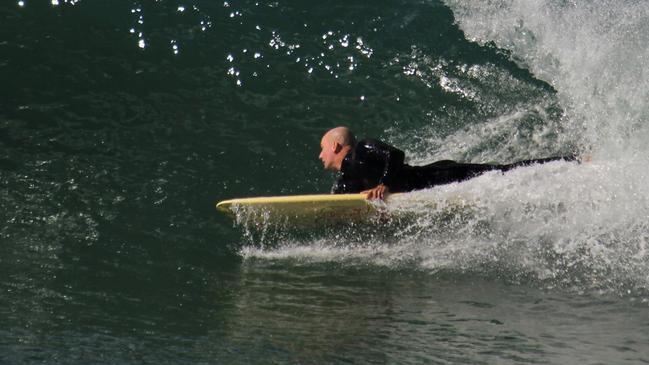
[218,194,368,214]
[216,193,403,222]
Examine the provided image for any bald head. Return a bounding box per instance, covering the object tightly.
[318,126,356,171]
[322,126,356,147]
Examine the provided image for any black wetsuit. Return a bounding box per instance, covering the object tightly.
[331,138,576,194]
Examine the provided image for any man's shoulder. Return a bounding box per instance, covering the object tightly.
[355,138,400,153]
[356,138,387,149]
[358,137,382,143]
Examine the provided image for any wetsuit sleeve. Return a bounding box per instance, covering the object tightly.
[331,177,363,194]
[361,139,405,188]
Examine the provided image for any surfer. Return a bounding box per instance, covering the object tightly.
[319,126,578,200]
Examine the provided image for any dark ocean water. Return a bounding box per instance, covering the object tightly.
[2,0,649,363]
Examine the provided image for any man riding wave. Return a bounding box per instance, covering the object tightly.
[318,126,578,200]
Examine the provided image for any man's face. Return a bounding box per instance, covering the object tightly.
[319,136,339,171]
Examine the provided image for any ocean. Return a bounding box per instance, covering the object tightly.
[2,0,649,363]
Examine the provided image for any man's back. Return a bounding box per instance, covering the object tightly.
[330,137,575,195]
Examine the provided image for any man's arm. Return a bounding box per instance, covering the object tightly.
[331,178,346,194]
[358,139,405,198]
[331,177,363,194]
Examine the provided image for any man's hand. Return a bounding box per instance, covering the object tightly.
[361,184,389,200]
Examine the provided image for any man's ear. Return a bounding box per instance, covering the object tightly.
[332,142,342,153]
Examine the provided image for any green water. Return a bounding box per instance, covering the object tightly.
[2,0,649,363]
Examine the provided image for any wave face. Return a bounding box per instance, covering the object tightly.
[2,0,644,298]
[446,0,649,158]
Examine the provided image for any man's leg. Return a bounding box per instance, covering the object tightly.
[412,161,502,188]
[407,156,577,191]
[500,155,577,172]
